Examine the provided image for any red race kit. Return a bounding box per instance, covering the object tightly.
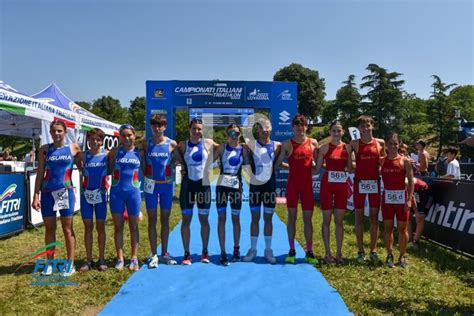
[353,138,382,209]
[286,138,314,210]
[381,155,409,221]
[320,143,349,210]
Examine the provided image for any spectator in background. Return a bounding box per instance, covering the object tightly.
[24,147,36,163]
[414,140,430,176]
[435,152,448,177]
[441,147,461,180]
[2,150,14,161]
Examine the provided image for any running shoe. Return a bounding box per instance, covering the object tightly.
[62,263,76,277]
[285,249,296,264]
[305,251,319,265]
[97,259,108,271]
[220,253,229,266]
[386,254,395,268]
[182,251,192,265]
[40,264,53,276]
[148,254,159,269]
[264,249,277,264]
[324,255,336,264]
[200,250,210,264]
[399,256,408,269]
[232,247,241,262]
[79,260,93,273]
[243,248,257,262]
[369,252,380,263]
[335,255,345,266]
[115,259,124,271]
[160,252,177,265]
[357,251,366,264]
[129,258,140,271]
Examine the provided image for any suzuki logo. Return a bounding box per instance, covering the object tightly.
[279,110,290,122]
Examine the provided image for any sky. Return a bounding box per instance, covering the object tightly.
[0,0,472,107]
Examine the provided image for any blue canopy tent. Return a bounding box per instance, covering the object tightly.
[32,84,120,147]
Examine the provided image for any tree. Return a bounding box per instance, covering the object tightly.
[335,74,361,128]
[320,100,338,124]
[398,93,430,148]
[449,85,474,121]
[75,101,92,111]
[360,64,405,139]
[273,63,326,119]
[428,75,457,158]
[90,96,129,125]
[128,97,146,131]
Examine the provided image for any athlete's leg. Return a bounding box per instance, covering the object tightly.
[43,216,57,260]
[147,208,158,255]
[83,219,94,261]
[112,213,124,261]
[369,206,380,253]
[321,209,332,258]
[334,209,346,259]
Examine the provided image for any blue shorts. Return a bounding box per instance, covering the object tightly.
[110,188,141,217]
[41,188,75,218]
[80,192,107,220]
[144,183,173,210]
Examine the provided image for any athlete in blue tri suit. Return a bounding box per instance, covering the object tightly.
[243,119,282,264]
[76,128,109,272]
[142,114,179,267]
[108,124,142,271]
[178,118,219,265]
[32,120,81,276]
[213,124,249,266]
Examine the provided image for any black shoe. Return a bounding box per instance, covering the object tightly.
[386,254,394,268]
[232,247,241,262]
[220,252,229,266]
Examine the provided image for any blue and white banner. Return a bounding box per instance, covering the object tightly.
[0,173,25,237]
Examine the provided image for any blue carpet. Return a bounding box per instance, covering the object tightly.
[100,182,351,315]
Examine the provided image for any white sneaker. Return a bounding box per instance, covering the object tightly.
[40,264,53,276]
[148,254,159,269]
[62,264,76,277]
[264,249,277,264]
[243,248,257,262]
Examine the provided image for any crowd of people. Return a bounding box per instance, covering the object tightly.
[31,113,464,276]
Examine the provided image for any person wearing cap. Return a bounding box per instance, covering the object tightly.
[415,140,430,176]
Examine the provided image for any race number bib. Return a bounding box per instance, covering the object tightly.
[84,189,102,205]
[328,171,347,183]
[384,190,406,204]
[220,175,240,189]
[52,188,69,211]
[358,180,378,194]
[144,177,155,194]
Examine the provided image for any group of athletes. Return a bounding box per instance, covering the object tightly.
[32,112,419,275]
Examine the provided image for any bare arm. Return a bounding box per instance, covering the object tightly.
[213,144,224,162]
[274,141,289,171]
[108,148,117,176]
[31,145,48,210]
[404,157,415,208]
[314,144,327,175]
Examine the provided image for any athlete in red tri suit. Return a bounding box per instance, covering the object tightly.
[276,114,319,264]
[347,115,385,264]
[381,133,414,268]
[314,120,351,265]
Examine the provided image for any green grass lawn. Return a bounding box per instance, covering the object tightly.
[0,200,472,315]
